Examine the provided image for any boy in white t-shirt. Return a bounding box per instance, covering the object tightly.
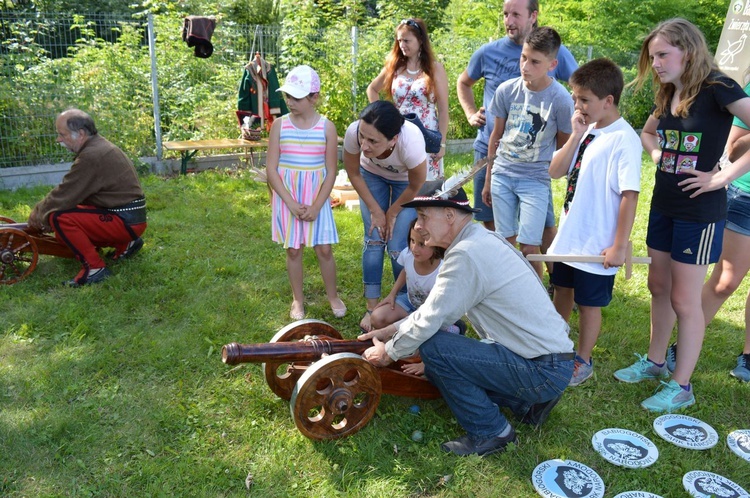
[547,58,642,386]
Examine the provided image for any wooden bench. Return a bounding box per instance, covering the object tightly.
[163,138,269,175]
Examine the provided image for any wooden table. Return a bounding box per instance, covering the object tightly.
[163,138,269,175]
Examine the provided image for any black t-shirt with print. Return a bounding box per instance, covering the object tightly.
[651,73,747,223]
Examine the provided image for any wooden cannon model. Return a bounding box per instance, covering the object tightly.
[222,319,440,441]
[0,217,74,285]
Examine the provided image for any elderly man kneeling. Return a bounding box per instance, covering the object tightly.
[28,108,147,287]
[360,180,574,457]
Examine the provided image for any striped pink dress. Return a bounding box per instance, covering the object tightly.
[271,114,339,249]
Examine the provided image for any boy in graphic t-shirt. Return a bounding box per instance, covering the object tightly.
[482,26,574,279]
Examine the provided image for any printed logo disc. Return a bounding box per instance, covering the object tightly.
[683,470,749,497]
[591,428,659,468]
[653,414,718,450]
[613,493,663,498]
[727,429,750,463]
[532,459,605,498]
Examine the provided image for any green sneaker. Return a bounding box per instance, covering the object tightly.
[641,379,695,412]
[613,353,669,383]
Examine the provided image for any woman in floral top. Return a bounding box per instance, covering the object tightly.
[367,18,449,180]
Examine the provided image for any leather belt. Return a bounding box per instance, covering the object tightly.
[531,352,576,362]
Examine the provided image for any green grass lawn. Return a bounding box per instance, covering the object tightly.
[1,154,749,497]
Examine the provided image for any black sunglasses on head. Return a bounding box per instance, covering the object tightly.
[400,19,422,35]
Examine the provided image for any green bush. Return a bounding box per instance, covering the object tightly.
[619,67,654,130]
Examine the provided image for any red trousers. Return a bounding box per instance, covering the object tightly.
[49,205,147,272]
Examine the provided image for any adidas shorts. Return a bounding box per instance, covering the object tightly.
[646,209,724,265]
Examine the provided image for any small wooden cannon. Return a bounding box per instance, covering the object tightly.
[222,319,440,441]
[0,217,74,285]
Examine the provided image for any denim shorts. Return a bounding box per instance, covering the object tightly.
[395,292,417,314]
[491,174,549,245]
[646,210,724,265]
[550,262,615,307]
[726,184,750,237]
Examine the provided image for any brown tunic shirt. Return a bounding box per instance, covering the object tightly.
[29,134,144,231]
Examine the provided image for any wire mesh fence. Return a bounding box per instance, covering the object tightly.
[0,13,289,169]
[0,12,637,171]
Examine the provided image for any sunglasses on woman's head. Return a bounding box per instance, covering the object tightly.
[399,19,422,35]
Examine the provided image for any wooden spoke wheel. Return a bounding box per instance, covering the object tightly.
[0,227,38,285]
[0,217,17,224]
[263,319,342,401]
[290,353,381,441]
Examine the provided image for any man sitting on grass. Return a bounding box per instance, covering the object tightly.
[28,108,147,287]
[359,180,575,457]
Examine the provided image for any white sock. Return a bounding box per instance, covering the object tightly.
[497,424,512,438]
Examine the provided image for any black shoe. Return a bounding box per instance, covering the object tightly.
[454,319,467,335]
[440,426,517,457]
[521,393,564,429]
[113,237,143,260]
[63,267,112,287]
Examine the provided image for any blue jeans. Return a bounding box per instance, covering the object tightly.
[472,150,494,222]
[420,331,573,438]
[359,167,416,299]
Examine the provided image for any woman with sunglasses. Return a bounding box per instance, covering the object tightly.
[367,18,448,181]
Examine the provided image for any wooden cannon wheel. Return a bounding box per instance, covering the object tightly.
[262,319,343,400]
[290,352,381,441]
[0,216,17,224]
[0,226,39,285]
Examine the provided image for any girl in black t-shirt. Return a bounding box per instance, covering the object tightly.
[613,18,750,412]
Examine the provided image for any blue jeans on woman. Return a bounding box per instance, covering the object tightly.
[359,167,417,299]
[420,331,573,438]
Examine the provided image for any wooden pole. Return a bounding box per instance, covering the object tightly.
[526,241,650,279]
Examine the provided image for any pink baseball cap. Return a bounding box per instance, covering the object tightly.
[277,65,321,99]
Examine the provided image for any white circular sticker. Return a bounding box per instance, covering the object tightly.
[727,429,750,463]
[532,459,605,498]
[653,414,718,450]
[613,493,663,498]
[591,428,659,468]
[683,470,749,497]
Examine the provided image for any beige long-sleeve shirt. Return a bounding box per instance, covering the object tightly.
[385,222,573,361]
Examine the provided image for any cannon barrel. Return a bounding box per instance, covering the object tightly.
[222,337,374,365]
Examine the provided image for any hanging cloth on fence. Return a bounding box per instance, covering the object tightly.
[182,16,216,58]
[237,53,287,131]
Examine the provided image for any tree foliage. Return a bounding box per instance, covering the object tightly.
[0,0,735,168]
[542,0,727,55]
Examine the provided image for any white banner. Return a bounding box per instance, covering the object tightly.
[717,0,750,86]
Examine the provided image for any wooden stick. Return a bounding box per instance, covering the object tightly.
[526,241,650,279]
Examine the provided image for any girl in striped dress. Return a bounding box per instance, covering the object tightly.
[266,65,346,320]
